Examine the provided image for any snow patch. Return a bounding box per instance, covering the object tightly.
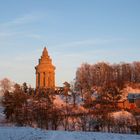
[0,127,139,140]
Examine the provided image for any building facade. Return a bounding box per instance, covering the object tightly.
[35,47,55,89]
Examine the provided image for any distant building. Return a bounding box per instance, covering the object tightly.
[118,93,140,109]
[35,47,55,89]
[128,93,140,108]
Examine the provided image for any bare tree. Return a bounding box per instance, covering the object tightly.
[0,78,12,95]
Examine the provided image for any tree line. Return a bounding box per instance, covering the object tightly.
[76,61,140,90]
[0,61,140,134]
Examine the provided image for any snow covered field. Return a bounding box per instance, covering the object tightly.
[0,127,139,140]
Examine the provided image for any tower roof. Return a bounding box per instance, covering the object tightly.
[42,47,49,57]
[38,47,53,65]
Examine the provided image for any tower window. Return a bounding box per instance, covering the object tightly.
[38,73,40,87]
[43,72,46,87]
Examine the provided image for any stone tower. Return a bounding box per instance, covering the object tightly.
[35,47,55,89]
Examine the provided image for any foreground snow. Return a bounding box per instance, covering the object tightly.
[0,127,139,140]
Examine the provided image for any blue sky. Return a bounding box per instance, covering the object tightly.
[0,0,140,87]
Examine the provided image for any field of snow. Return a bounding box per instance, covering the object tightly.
[0,127,139,140]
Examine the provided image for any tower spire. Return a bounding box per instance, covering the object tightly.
[42,47,49,57]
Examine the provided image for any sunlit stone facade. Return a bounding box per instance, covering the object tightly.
[35,47,55,89]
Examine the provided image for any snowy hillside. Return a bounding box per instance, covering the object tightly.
[0,127,139,140]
